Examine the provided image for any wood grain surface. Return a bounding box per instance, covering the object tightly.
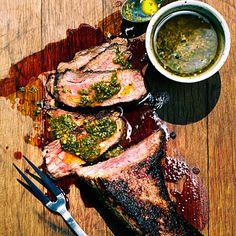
[0,0,235,236]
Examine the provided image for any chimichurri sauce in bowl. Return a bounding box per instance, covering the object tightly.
[154,12,219,76]
[146,0,230,83]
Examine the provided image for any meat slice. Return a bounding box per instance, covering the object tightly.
[44,109,126,177]
[57,37,131,72]
[47,108,98,126]
[43,140,85,178]
[57,44,109,73]
[49,69,146,107]
[76,131,202,235]
[83,39,131,71]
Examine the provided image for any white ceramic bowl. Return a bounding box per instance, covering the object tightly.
[145,0,231,83]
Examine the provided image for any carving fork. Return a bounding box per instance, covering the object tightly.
[13,156,87,236]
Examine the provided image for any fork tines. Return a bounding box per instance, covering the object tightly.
[14,156,88,236]
[13,156,62,205]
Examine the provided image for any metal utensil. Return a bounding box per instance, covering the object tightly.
[121,0,162,23]
[13,156,87,236]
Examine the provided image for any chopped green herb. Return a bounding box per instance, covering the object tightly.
[113,46,132,69]
[79,95,91,106]
[77,73,121,105]
[18,87,25,93]
[49,115,117,162]
[53,87,59,95]
[33,107,41,116]
[84,117,117,142]
[122,1,137,22]
[78,89,90,95]
[78,89,91,105]
[29,86,38,93]
[49,114,76,139]
[92,72,121,102]
[104,146,124,159]
[61,86,72,94]
[35,100,42,106]
[61,134,100,162]
[156,14,219,76]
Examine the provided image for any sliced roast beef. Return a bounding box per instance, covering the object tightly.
[47,108,98,126]
[57,37,131,73]
[43,140,85,178]
[44,109,126,177]
[83,40,131,72]
[48,69,146,107]
[76,131,202,236]
[43,37,146,107]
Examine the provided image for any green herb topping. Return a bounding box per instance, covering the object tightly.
[77,72,121,105]
[29,86,38,93]
[104,146,124,159]
[113,46,132,68]
[49,115,117,162]
[84,117,117,141]
[53,87,59,95]
[79,95,91,106]
[32,107,41,116]
[61,86,72,94]
[18,87,25,93]
[92,72,121,102]
[61,134,101,162]
[79,89,90,95]
[49,114,76,139]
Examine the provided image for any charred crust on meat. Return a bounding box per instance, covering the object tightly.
[54,72,60,85]
[97,159,177,235]
[78,130,202,235]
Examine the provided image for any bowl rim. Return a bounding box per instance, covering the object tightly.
[145,0,231,83]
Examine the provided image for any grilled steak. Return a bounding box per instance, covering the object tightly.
[44,109,126,177]
[57,37,131,72]
[47,69,146,107]
[76,131,202,236]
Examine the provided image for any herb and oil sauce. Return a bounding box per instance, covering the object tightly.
[78,72,121,106]
[92,73,121,102]
[49,114,117,162]
[103,146,124,159]
[49,114,76,139]
[113,46,132,69]
[155,13,219,76]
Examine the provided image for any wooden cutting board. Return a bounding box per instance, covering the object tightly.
[0,0,236,235]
